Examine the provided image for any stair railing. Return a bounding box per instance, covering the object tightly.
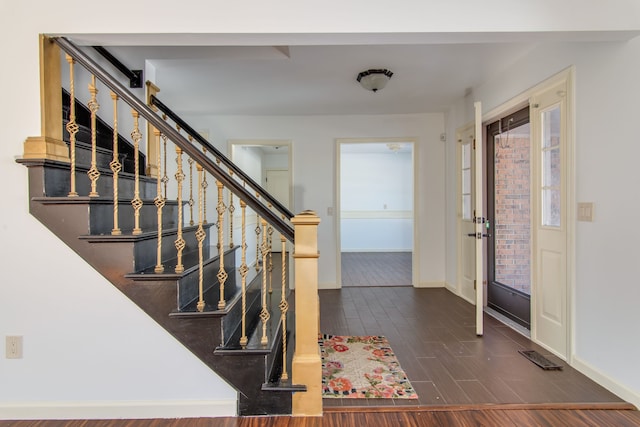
[24,35,323,415]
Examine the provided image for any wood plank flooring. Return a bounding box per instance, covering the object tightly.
[341,252,411,287]
[5,409,640,427]
[319,287,631,410]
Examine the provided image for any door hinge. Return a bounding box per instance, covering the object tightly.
[474,279,477,290]
[473,138,476,150]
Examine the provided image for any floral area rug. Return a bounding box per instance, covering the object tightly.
[320,334,418,399]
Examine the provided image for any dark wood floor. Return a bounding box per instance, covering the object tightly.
[319,286,630,410]
[5,409,640,426]
[341,252,412,287]
[6,263,638,426]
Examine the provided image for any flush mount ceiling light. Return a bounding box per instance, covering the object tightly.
[386,142,403,152]
[356,69,393,93]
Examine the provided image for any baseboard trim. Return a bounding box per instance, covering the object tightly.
[444,282,458,294]
[0,399,237,420]
[415,281,445,288]
[571,357,640,410]
[324,401,637,413]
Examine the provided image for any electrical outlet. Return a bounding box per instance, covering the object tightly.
[6,336,23,359]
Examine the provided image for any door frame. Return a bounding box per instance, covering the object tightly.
[228,139,293,210]
[335,137,418,288]
[481,67,575,362]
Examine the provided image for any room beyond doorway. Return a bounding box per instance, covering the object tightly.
[337,139,415,287]
[341,252,412,287]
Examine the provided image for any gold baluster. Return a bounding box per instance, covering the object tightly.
[268,225,274,293]
[174,147,186,273]
[87,75,100,197]
[110,92,122,235]
[260,218,270,346]
[154,129,165,273]
[202,146,208,224]
[228,188,235,249]
[130,110,143,235]
[161,115,169,200]
[279,235,289,380]
[239,200,249,347]
[216,180,228,309]
[196,164,206,312]
[255,217,262,272]
[188,136,195,226]
[65,55,79,197]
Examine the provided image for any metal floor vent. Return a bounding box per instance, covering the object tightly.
[518,350,563,370]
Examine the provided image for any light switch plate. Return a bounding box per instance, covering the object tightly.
[6,336,23,359]
[577,202,594,222]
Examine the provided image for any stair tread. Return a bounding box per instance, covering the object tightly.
[32,196,179,205]
[126,244,225,279]
[214,286,291,354]
[169,264,260,316]
[79,223,211,242]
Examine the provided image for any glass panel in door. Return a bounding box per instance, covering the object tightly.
[486,106,531,328]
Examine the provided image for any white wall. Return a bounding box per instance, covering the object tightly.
[340,150,413,252]
[3,0,640,418]
[446,40,640,406]
[185,114,445,288]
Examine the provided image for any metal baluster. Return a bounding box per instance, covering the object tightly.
[229,188,235,248]
[174,147,186,273]
[65,55,79,197]
[279,235,289,380]
[216,180,228,309]
[161,115,169,200]
[109,92,122,235]
[130,110,143,235]
[202,146,208,224]
[196,164,206,312]
[268,225,274,293]
[239,200,249,347]
[154,129,165,273]
[260,218,270,345]
[255,217,262,272]
[188,136,195,226]
[87,75,100,197]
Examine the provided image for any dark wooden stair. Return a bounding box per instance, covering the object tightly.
[17,155,296,415]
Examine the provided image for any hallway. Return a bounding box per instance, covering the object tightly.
[341,252,412,287]
[319,287,628,409]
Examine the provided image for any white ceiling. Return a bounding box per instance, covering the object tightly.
[101,42,535,116]
[82,31,636,117]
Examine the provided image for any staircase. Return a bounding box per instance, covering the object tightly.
[17,35,321,417]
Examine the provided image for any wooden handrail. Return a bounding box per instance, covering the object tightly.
[53,36,294,242]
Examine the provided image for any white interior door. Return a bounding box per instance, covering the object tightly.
[474,101,484,336]
[531,80,569,359]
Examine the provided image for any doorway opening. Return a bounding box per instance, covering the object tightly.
[486,106,531,328]
[229,139,292,254]
[337,140,415,287]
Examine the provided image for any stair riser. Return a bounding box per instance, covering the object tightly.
[88,202,179,235]
[37,162,158,199]
[178,247,236,310]
[211,353,291,415]
[223,277,262,346]
[133,227,210,272]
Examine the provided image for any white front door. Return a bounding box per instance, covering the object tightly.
[457,124,476,304]
[531,78,570,359]
[474,102,485,336]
